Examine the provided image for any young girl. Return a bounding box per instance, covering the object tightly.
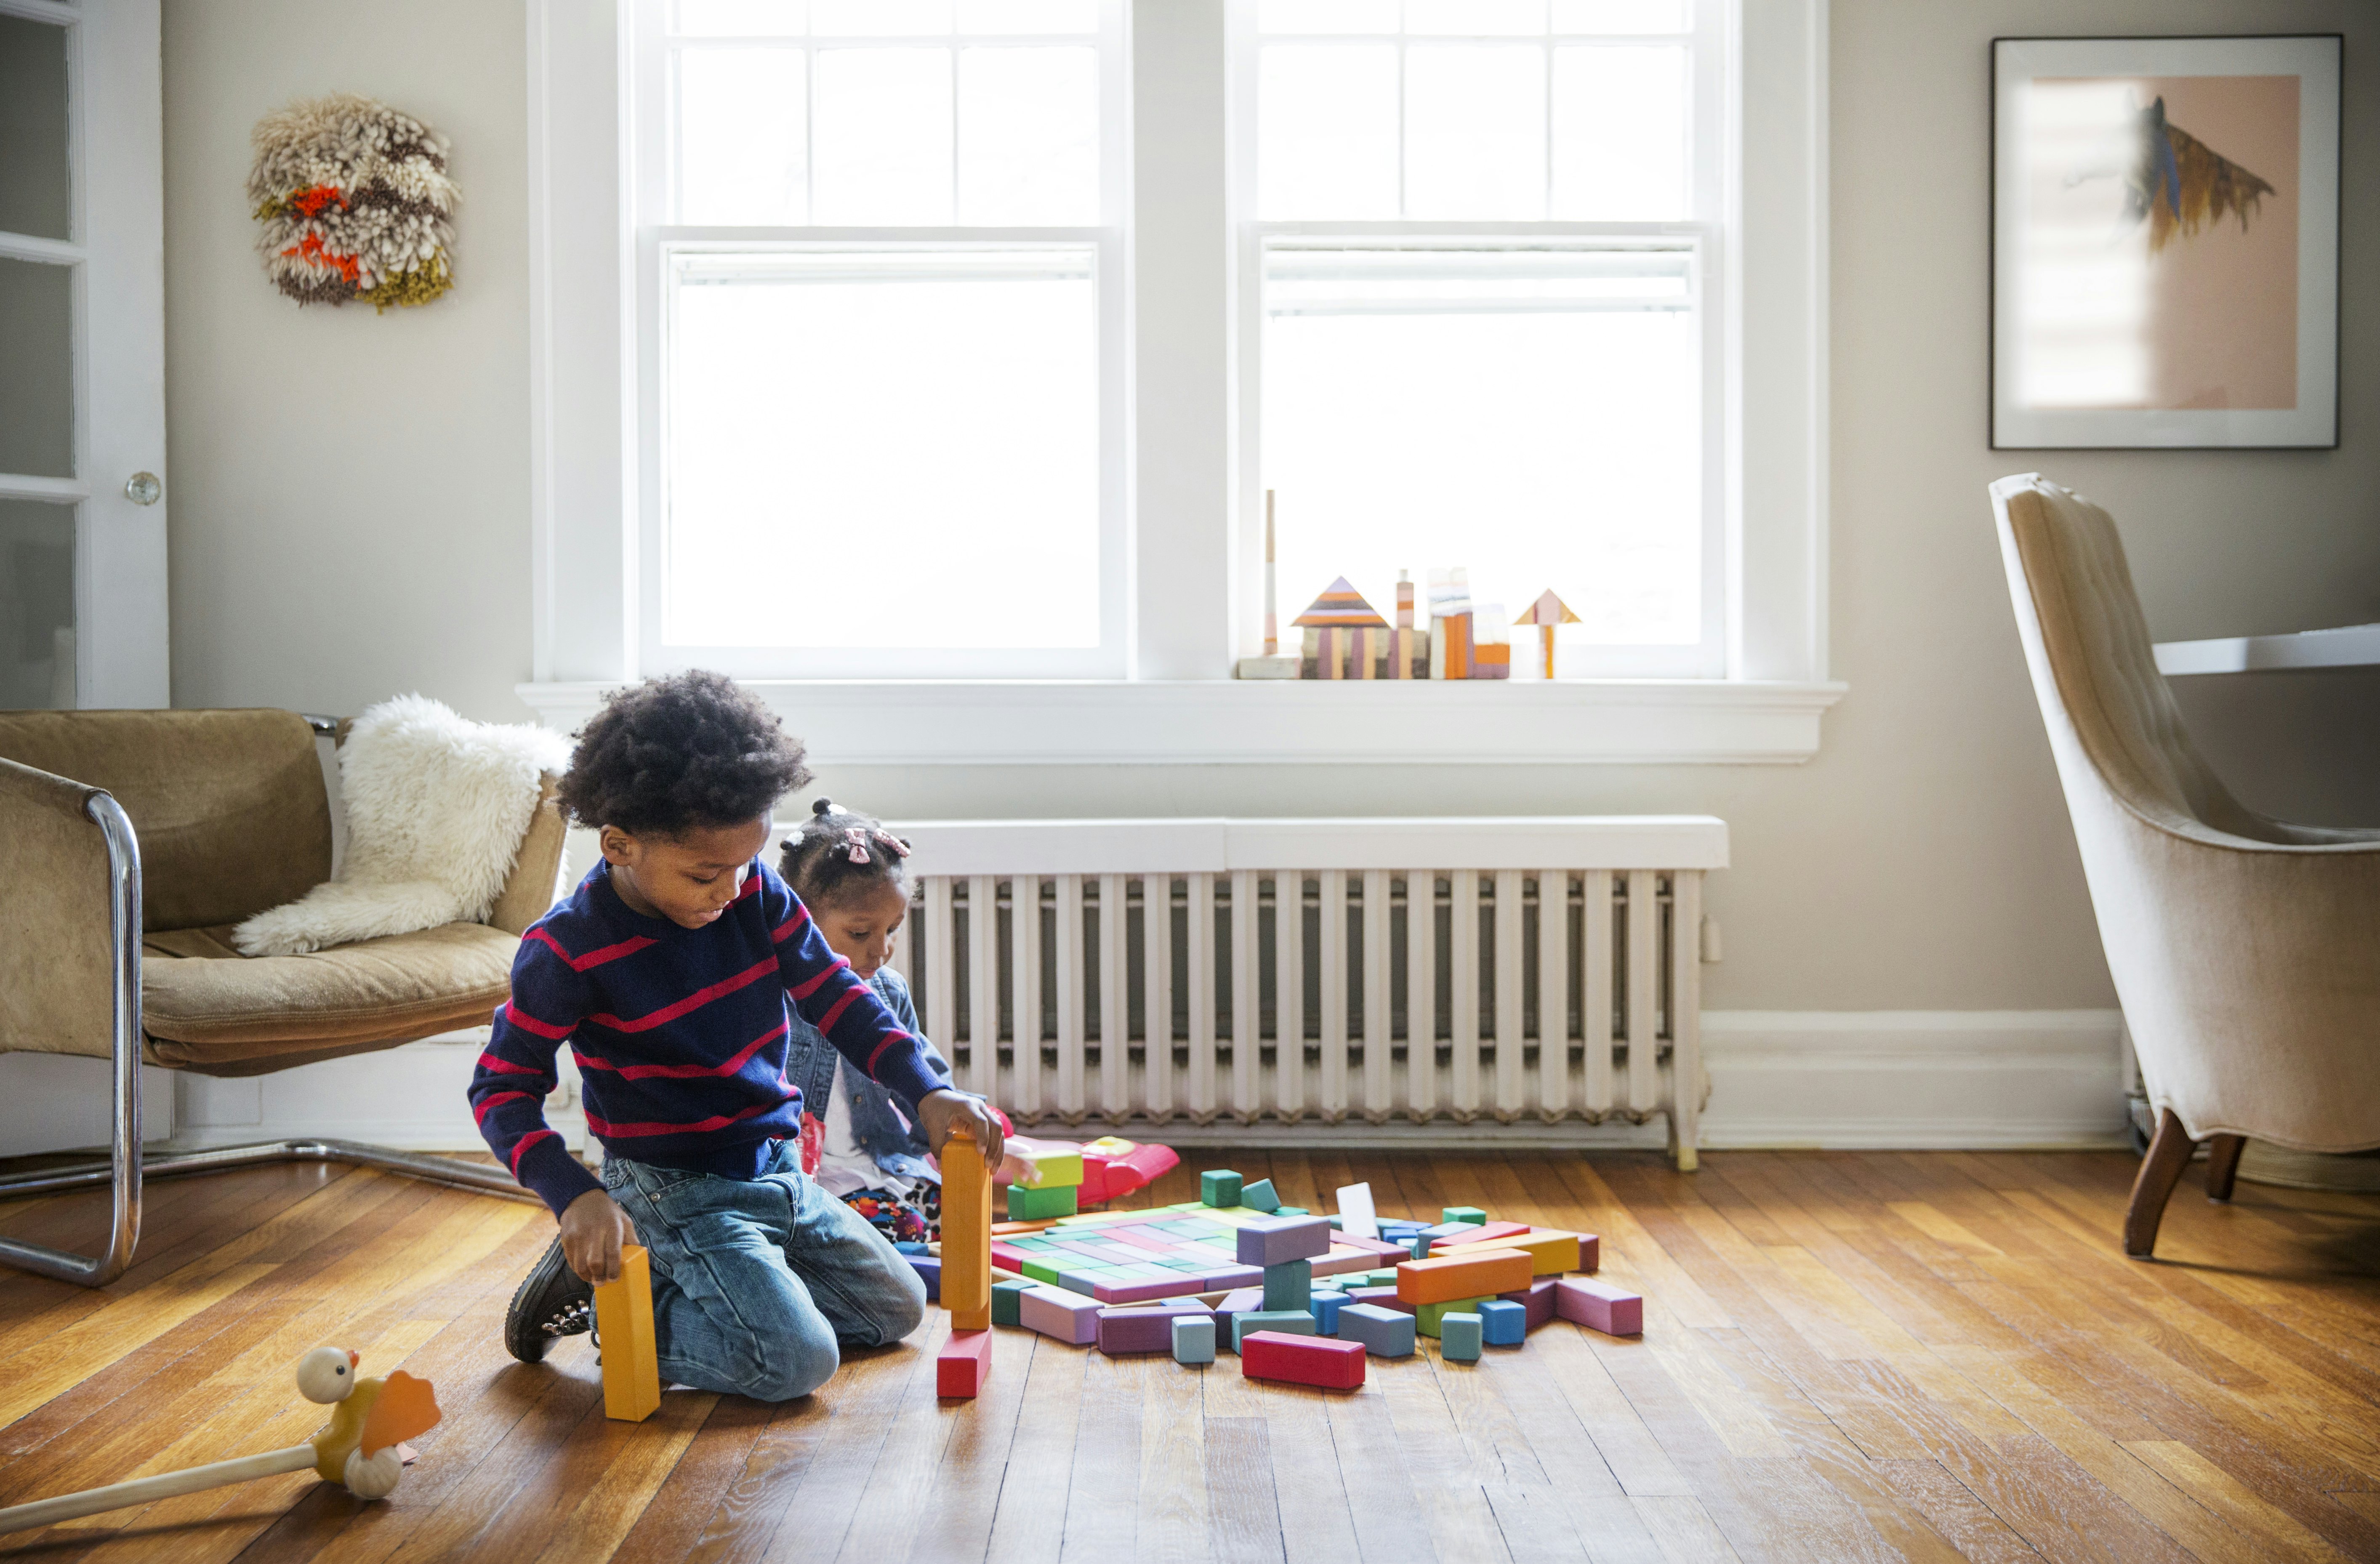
[779,799,995,1243]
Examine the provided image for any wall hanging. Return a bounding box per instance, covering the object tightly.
[248,93,457,311]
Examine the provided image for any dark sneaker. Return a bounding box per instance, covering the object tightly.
[505,1235,594,1363]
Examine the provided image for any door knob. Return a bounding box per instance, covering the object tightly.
[125,472,161,505]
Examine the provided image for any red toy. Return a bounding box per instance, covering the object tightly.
[937,1329,993,1397]
[1240,1331,1366,1390]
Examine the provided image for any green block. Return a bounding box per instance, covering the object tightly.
[1007,1183,1080,1221]
[1240,1178,1281,1212]
[1013,1146,1086,1189]
[1233,1309,1318,1350]
[1004,1236,1055,1250]
[992,1279,1034,1327]
[1201,1170,1244,1208]
[1442,1206,1489,1226]
[1439,1312,1484,1362]
[1275,1206,1308,1216]
[1262,1259,1312,1312]
[1021,1258,1063,1284]
[1416,1296,1494,1338]
[1364,1269,1401,1287]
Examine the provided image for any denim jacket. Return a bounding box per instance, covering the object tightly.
[785,968,947,1189]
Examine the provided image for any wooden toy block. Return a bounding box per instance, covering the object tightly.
[1174,1315,1217,1365]
[1578,1232,1601,1271]
[1006,1183,1080,1221]
[1500,1278,1558,1330]
[1442,1207,1488,1226]
[1416,1296,1493,1338]
[1310,1291,1348,1335]
[1438,1313,1483,1363]
[1202,1263,1265,1292]
[1201,1170,1244,1207]
[1098,1303,1213,1356]
[1407,1234,1433,1259]
[1239,1178,1281,1212]
[937,1330,993,1398]
[1335,1302,1417,1358]
[1345,1285,1411,1312]
[1233,1310,1316,1351]
[1419,1219,1484,1242]
[993,1279,1033,1327]
[1241,1331,1366,1390]
[1477,1300,1527,1347]
[592,1245,661,1423]
[1397,1249,1533,1306]
[1007,1138,1086,1189]
[908,1254,942,1301]
[1238,1215,1331,1267]
[943,1131,993,1331]
[1555,1277,1643,1336]
[1436,1229,1580,1276]
[1334,1182,1379,1240]
[1019,1286,1104,1344]
[1213,1286,1264,1351]
[1429,1220,1530,1250]
[1262,1260,1312,1312]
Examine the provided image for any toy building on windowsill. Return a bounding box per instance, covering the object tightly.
[1293,578,1391,679]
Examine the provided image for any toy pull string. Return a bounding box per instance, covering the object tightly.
[0,1447,321,1535]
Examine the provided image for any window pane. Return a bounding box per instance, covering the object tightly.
[1258,0,1398,33]
[1405,46,1545,220]
[1264,249,1700,647]
[959,46,1097,223]
[0,498,75,709]
[1551,0,1685,32]
[0,15,72,241]
[675,0,804,35]
[956,0,1098,32]
[1258,44,1397,219]
[667,252,1099,649]
[811,0,950,33]
[676,49,807,223]
[1406,0,1545,35]
[1551,45,1686,219]
[813,48,953,223]
[0,256,74,479]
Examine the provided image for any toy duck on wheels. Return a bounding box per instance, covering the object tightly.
[0,1348,442,1536]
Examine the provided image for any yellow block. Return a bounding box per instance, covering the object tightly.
[593,1245,661,1422]
[942,1132,993,1331]
[1436,1229,1581,1276]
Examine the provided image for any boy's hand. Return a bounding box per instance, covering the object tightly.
[560,1189,639,1284]
[919,1088,1004,1170]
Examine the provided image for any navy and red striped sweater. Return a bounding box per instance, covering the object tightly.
[468,858,948,1217]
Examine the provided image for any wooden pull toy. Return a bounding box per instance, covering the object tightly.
[0,1347,442,1536]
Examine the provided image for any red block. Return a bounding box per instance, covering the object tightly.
[1241,1330,1366,1390]
[1555,1277,1642,1336]
[1499,1277,1559,1330]
[937,1329,993,1396]
[1429,1220,1531,1251]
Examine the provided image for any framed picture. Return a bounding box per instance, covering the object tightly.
[1992,35,2339,449]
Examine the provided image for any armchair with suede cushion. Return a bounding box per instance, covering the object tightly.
[0,708,560,1286]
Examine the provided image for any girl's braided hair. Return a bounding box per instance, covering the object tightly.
[779,798,913,910]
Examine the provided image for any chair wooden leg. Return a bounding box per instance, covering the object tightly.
[2124,1108,2197,1259]
[2204,1134,2245,1203]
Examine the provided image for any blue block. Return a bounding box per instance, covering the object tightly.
[895,1240,930,1255]
[1419,1220,1478,1241]
[1439,1312,1483,1362]
[1240,1178,1281,1212]
[1478,1299,1526,1347]
[1338,1303,1416,1358]
[1237,1215,1332,1267]
[1173,1316,1217,1365]
[1408,1234,1433,1260]
[908,1254,942,1301]
[1276,1206,1308,1216]
[1262,1259,1312,1312]
[1310,1291,1347,1335]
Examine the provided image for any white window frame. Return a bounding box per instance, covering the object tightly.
[522,0,1840,762]
[626,0,1131,679]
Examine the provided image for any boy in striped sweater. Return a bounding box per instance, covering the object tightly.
[474,672,1002,1401]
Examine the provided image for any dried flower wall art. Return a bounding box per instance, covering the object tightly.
[248,93,457,311]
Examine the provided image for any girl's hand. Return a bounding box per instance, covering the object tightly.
[559,1189,639,1284]
[919,1088,1004,1170]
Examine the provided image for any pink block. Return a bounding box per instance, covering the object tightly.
[1578,1232,1601,1271]
[1429,1221,1531,1251]
[1108,1227,1182,1255]
[1093,1275,1203,1304]
[1499,1277,1558,1331]
[1555,1277,1642,1336]
[1335,1236,1414,1259]
[1019,1286,1104,1344]
[1311,1247,1386,1279]
[1199,1263,1264,1291]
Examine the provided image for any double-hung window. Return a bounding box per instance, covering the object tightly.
[1241,0,1727,677]
[632,0,1128,678]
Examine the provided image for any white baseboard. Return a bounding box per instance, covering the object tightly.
[1,1011,2127,1162]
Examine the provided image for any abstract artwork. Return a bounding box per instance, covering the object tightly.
[1992,36,2337,448]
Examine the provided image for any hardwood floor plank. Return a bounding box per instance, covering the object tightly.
[1866,1460,2045,1564]
[983,1327,1088,1564]
[604,1398,776,1564]
[901,1325,1040,1564]
[1134,1335,1212,1564]
[1627,1495,1746,1564]
[752,1335,940,1564]
[1054,1347,1141,1564]
[1202,1416,1286,1564]
[1315,1375,1436,1564]
[1249,1383,1361,1564]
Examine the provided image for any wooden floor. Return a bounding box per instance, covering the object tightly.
[1,1148,2377,1563]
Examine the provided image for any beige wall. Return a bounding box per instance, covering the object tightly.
[161,0,2379,1016]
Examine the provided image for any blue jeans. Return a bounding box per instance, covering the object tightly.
[602,1140,928,1401]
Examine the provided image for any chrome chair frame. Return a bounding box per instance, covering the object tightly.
[0,728,539,1289]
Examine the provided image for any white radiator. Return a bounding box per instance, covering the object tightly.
[884,817,1726,1169]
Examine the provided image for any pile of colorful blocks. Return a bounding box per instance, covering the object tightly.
[957,1165,1642,1396]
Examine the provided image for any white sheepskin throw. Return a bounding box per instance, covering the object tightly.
[234,695,570,957]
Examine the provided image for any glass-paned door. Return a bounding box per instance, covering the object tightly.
[0,0,169,710]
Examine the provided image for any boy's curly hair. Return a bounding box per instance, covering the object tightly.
[556,671,811,835]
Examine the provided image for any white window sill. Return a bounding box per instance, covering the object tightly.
[516,678,1846,765]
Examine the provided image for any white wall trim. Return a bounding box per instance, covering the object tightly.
[516,676,1846,764]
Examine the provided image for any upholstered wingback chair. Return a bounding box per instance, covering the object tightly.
[0,709,562,1285]
[1990,475,2380,1257]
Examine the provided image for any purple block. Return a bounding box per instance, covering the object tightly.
[1334,1236,1414,1259]
[1095,1274,1206,1304]
[1237,1215,1333,1268]
[1019,1286,1105,1344]
[1211,1285,1265,1351]
[1199,1263,1265,1291]
[1499,1277,1558,1331]
[1344,1285,1414,1314]
[1555,1277,1643,1336]
[908,1254,942,1301]
[1098,1303,1216,1355]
